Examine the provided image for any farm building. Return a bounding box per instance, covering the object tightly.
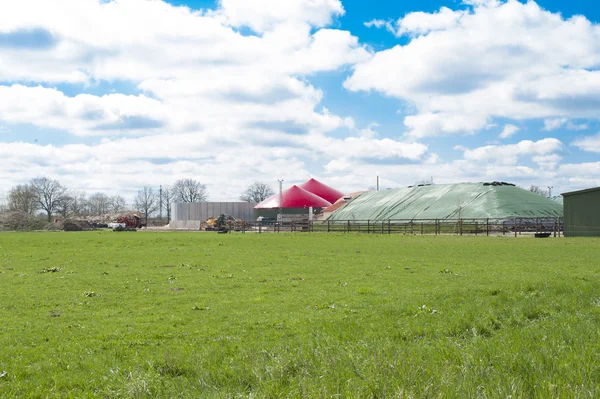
[170,202,255,229]
[328,182,563,221]
[254,185,332,220]
[562,187,600,237]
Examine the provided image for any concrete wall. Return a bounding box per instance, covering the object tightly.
[563,188,600,237]
[170,202,255,229]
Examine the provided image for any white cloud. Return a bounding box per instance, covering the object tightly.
[532,154,562,169]
[345,0,600,138]
[461,138,562,165]
[215,0,344,33]
[543,118,568,131]
[395,7,466,37]
[544,118,588,131]
[573,133,600,153]
[0,0,598,202]
[498,124,519,139]
[364,19,387,29]
[403,112,491,139]
[0,0,379,200]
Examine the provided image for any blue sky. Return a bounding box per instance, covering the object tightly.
[1,0,599,202]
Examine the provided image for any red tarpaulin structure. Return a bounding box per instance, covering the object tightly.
[254,185,332,209]
[298,178,345,204]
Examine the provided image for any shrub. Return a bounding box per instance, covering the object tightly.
[0,211,48,231]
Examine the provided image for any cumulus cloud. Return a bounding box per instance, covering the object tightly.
[215,0,345,33]
[395,7,466,37]
[345,0,600,139]
[0,0,598,201]
[0,0,382,200]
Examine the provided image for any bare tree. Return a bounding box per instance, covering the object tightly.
[55,193,75,218]
[134,186,158,224]
[7,184,39,215]
[240,182,275,203]
[161,185,174,221]
[68,192,89,216]
[30,177,67,222]
[529,185,549,198]
[88,193,111,215]
[109,195,127,213]
[172,179,207,203]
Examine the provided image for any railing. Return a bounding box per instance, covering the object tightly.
[234,217,564,237]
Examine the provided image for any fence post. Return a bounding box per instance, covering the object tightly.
[460,219,463,236]
[259,221,262,234]
[514,218,517,237]
[327,220,330,233]
[421,222,424,235]
[367,220,370,234]
[348,220,350,233]
[486,218,489,236]
[388,220,391,234]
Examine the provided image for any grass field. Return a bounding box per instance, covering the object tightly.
[1,232,600,398]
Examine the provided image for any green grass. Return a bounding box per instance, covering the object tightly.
[1,232,600,398]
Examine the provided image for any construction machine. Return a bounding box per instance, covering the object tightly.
[201,214,249,232]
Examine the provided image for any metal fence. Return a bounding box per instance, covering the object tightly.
[234,217,564,237]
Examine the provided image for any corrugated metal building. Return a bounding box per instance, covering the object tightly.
[170,202,255,229]
[562,187,600,237]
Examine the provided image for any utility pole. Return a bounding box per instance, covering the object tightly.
[278,179,284,221]
[377,175,379,191]
[547,186,553,198]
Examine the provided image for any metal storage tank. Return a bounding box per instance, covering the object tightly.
[562,187,600,237]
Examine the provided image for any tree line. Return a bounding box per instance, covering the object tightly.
[2,178,274,223]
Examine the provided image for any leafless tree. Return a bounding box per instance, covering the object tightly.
[7,184,39,215]
[161,185,174,221]
[68,192,89,216]
[134,186,158,224]
[30,177,67,222]
[172,178,207,203]
[109,195,127,213]
[529,185,549,198]
[55,193,75,218]
[88,193,111,215]
[240,182,275,203]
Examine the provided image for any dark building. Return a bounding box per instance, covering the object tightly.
[562,187,600,237]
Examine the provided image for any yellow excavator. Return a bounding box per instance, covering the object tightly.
[201,214,248,232]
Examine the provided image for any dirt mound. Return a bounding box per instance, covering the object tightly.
[63,220,93,231]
